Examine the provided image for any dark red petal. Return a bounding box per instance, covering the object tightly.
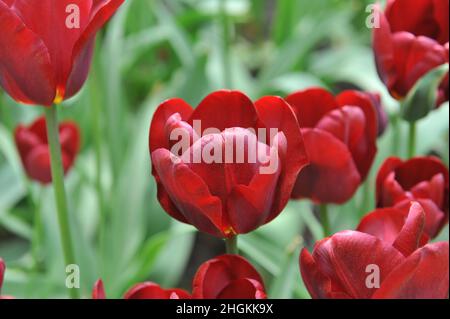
[124,282,190,299]
[0,1,55,105]
[13,0,92,92]
[149,98,194,154]
[300,249,338,299]
[376,157,404,207]
[291,128,361,204]
[25,145,71,184]
[394,199,446,239]
[391,32,447,97]
[14,126,41,161]
[336,91,378,180]
[193,255,265,299]
[68,0,124,98]
[411,173,445,208]
[392,202,427,257]
[59,121,81,160]
[374,242,449,299]
[188,90,259,132]
[151,149,224,237]
[217,279,266,299]
[285,88,338,128]
[393,157,449,192]
[92,279,106,299]
[227,152,281,233]
[386,0,447,44]
[312,231,405,299]
[254,96,309,218]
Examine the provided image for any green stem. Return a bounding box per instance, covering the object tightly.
[407,121,417,158]
[44,106,79,299]
[319,204,331,237]
[225,236,238,255]
[220,0,232,88]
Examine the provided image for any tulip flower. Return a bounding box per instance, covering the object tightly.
[149,90,308,238]
[365,92,388,137]
[300,203,449,299]
[14,116,80,184]
[92,280,191,299]
[286,88,377,204]
[376,156,449,237]
[0,0,124,106]
[373,0,449,105]
[192,255,266,299]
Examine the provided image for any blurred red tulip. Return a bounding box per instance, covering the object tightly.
[373,0,449,104]
[92,279,191,299]
[365,92,389,137]
[149,90,308,237]
[0,0,124,106]
[15,116,80,184]
[300,203,449,299]
[192,255,266,299]
[376,156,449,237]
[286,88,377,204]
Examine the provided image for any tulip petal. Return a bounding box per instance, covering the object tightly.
[376,157,403,206]
[92,279,106,299]
[188,90,259,132]
[285,88,338,128]
[395,199,446,238]
[0,1,55,105]
[291,129,360,204]
[59,121,81,160]
[68,0,124,98]
[193,255,265,299]
[25,145,71,184]
[217,279,266,299]
[254,96,309,217]
[151,149,225,237]
[13,0,92,91]
[124,282,190,299]
[374,242,449,299]
[312,231,405,299]
[392,202,427,257]
[336,91,378,180]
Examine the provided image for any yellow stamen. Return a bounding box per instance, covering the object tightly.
[53,87,65,105]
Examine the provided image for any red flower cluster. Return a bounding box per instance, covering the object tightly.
[373,0,449,104]
[286,88,378,204]
[14,116,80,184]
[376,156,449,237]
[0,0,124,105]
[93,255,266,299]
[149,90,308,237]
[300,202,449,299]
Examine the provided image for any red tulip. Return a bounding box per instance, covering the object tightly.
[149,90,308,237]
[15,116,80,184]
[376,156,449,237]
[286,88,377,204]
[365,92,389,137]
[0,0,124,106]
[192,255,266,299]
[373,0,449,104]
[300,203,449,299]
[92,279,191,299]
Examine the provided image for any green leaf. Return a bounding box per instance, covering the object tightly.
[401,64,449,122]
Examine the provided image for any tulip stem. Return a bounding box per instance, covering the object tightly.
[407,121,417,158]
[225,236,238,255]
[319,204,331,237]
[45,106,79,299]
[220,0,232,88]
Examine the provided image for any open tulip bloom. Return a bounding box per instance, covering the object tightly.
[373,0,449,105]
[149,90,309,237]
[300,202,449,299]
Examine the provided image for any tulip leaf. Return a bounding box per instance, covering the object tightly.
[401,63,449,122]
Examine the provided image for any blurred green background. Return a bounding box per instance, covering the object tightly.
[0,0,448,298]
